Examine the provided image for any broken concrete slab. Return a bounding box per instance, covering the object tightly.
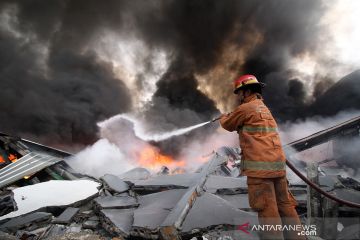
[42,224,68,239]
[181,192,258,236]
[195,153,228,175]
[204,175,247,194]
[15,230,38,240]
[94,196,139,209]
[52,207,79,224]
[134,173,200,191]
[132,189,188,238]
[0,212,52,232]
[0,192,17,217]
[100,174,129,194]
[82,220,99,230]
[0,180,100,220]
[118,167,151,181]
[99,209,133,238]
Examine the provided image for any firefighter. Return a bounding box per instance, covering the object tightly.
[220,74,305,240]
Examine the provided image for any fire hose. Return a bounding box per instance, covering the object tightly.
[211,115,360,208]
[286,160,360,208]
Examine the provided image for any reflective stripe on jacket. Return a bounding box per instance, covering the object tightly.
[220,93,286,178]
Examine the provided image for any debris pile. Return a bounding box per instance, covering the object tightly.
[0,116,360,239]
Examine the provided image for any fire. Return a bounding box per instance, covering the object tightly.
[137,145,186,171]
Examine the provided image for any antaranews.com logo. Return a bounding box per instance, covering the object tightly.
[217,222,317,239]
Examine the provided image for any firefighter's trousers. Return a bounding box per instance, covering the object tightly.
[247,176,306,240]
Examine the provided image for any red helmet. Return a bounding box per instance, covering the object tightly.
[233,74,264,94]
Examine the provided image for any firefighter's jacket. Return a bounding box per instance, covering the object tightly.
[220,93,286,178]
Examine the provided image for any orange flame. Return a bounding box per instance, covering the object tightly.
[137,145,186,171]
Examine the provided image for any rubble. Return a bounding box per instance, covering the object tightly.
[0,212,52,232]
[133,173,201,192]
[94,196,139,209]
[52,207,79,225]
[181,192,258,234]
[118,167,151,180]
[0,191,16,217]
[204,175,247,194]
[0,117,359,239]
[100,174,129,194]
[0,152,63,189]
[99,209,133,238]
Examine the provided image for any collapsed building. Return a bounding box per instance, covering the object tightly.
[0,116,360,240]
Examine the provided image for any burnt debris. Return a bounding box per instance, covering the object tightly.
[0,117,360,239]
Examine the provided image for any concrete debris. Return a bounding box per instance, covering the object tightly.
[133,189,188,234]
[204,175,247,194]
[45,232,104,240]
[118,167,151,181]
[52,207,79,224]
[181,193,258,234]
[100,174,129,194]
[94,196,139,210]
[0,212,52,232]
[133,173,200,192]
[99,209,133,237]
[42,224,68,238]
[0,231,17,240]
[0,116,360,239]
[0,191,17,217]
[82,220,99,230]
[157,166,170,175]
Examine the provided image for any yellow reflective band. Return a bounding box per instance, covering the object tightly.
[243,160,286,171]
[241,126,278,133]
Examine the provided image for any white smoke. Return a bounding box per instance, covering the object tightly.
[67,138,137,178]
[279,110,360,143]
[178,127,238,171]
[279,110,360,180]
[90,31,170,108]
[67,111,237,176]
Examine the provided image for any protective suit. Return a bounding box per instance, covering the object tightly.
[220,93,305,240]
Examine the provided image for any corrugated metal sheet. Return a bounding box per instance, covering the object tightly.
[0,152,62,188]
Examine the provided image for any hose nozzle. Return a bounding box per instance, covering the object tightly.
[211,116,222,122]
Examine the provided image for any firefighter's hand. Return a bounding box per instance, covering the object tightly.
[221,112,231,119]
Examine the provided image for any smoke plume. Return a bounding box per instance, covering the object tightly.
[1,0,360,158]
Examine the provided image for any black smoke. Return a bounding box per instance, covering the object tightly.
[1,0,352,155]
[126,0,328,122]
[311,70,360,116]
[0,0,132,148]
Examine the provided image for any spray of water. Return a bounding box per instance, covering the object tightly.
[141,121,210,142]
[98,114,211,142]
